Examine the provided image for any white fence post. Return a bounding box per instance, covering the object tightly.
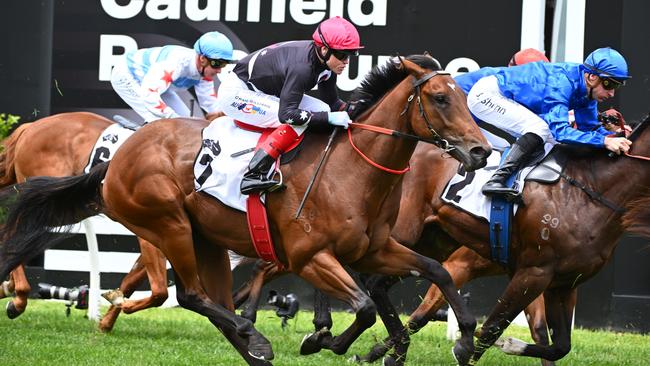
[82,218,101,321]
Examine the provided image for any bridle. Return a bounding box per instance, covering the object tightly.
[348,70,457,174]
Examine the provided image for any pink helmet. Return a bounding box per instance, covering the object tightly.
[508,48,549,66]
[312,16,363,51]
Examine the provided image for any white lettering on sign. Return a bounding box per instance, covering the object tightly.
[100,0,388,25]
[98,34,138,81]
[445,57,481,77]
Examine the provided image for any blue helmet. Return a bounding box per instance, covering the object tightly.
[193,31,234,61]
[582,47,630,80]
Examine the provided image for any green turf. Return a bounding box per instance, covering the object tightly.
[0,299,647,365]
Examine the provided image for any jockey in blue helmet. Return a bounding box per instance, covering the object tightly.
[194,31,236,77]
[581,47,630,101]
[111,31,235,123]
[458,46,632,197]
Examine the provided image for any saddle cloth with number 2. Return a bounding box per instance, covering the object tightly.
[440,144,554,221]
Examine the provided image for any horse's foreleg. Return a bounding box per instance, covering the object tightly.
[355,274,404,364]
[6,266,30,319]
[353,239,476,366]
[497,287,575,362]
[312,288,332,332]
[297,250,376,357]
[471,267,552,364]
[238,261,285,323]
[524,295,556,366]
[232,259,265,309]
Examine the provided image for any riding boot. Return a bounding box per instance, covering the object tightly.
[240,149,281,194]
[482,132,544,196]
[240,124,299,195]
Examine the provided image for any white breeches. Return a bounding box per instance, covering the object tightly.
[111,59,190,123]
[467,75,552,144]
[217,71,330,136]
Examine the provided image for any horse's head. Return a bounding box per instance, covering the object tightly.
[400,57,491,171]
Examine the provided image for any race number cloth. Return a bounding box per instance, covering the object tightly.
[83,124,136,173]
[441,144,554,221]
[194,116,269,211]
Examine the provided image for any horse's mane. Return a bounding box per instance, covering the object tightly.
[347,54,442,119]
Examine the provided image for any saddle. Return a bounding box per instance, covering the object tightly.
[525,146,569,184]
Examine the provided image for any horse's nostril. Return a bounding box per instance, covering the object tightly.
[470,146,491,161]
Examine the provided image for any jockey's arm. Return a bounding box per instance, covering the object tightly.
[573,106,613,137]
[542,76,609,148]
[140,61,181,119]
[277,65,328,126]
[194,78,220,115]
[317,74,346,112]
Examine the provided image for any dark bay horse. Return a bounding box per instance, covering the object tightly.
[0,112,169,329]
[237,112,650,365]
[367,114,650,364]
[0,57,491,365]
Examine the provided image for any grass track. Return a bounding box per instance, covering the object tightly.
[0,299,647,365]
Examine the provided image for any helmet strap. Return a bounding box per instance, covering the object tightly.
[197,55,208,77]
[316,45,333,70]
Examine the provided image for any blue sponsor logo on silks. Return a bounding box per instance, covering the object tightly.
[230,101,268,115]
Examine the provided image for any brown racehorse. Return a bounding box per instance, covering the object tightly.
[379,114,650,364]
[229,143,557,366]
[0,57,491,365]
[297,114,649,365]
[235,112,650,365]
[0,112,169,328]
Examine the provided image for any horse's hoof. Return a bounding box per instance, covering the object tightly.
[382,355,398,366]
[248,344,274,361]
[101,289,124,307]
[348,355,361,363]
[299,329,331,355]
[6,301,23,319]
[451,343,471,366]
[247,333,274,361]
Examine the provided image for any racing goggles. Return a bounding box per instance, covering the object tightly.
[600,76,625,90]
[331,49,359,61]
[207,58,231,69]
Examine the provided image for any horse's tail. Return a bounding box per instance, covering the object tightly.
[0,123,31,188]
[0,161,109,279]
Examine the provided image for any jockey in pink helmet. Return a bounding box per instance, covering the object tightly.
[217,17,363,194]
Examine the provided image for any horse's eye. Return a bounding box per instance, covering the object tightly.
[433,94,448,105]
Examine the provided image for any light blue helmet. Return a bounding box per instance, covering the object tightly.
[582,47,630,80]
[193,31,234,61]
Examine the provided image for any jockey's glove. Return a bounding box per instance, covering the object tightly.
[327,111,351,129]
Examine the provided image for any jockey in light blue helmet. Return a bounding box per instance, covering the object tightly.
[194,31,236,76]
[581,47,630,95]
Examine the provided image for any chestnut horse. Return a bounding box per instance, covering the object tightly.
[0,57,491,365]
[0,112,168,329]
[229,143,555,366]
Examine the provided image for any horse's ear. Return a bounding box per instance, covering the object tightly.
[400,58,425,76]
[395,54,406,70]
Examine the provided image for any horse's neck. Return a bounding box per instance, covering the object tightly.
[350,80,419,176]
[567,139,650,232]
